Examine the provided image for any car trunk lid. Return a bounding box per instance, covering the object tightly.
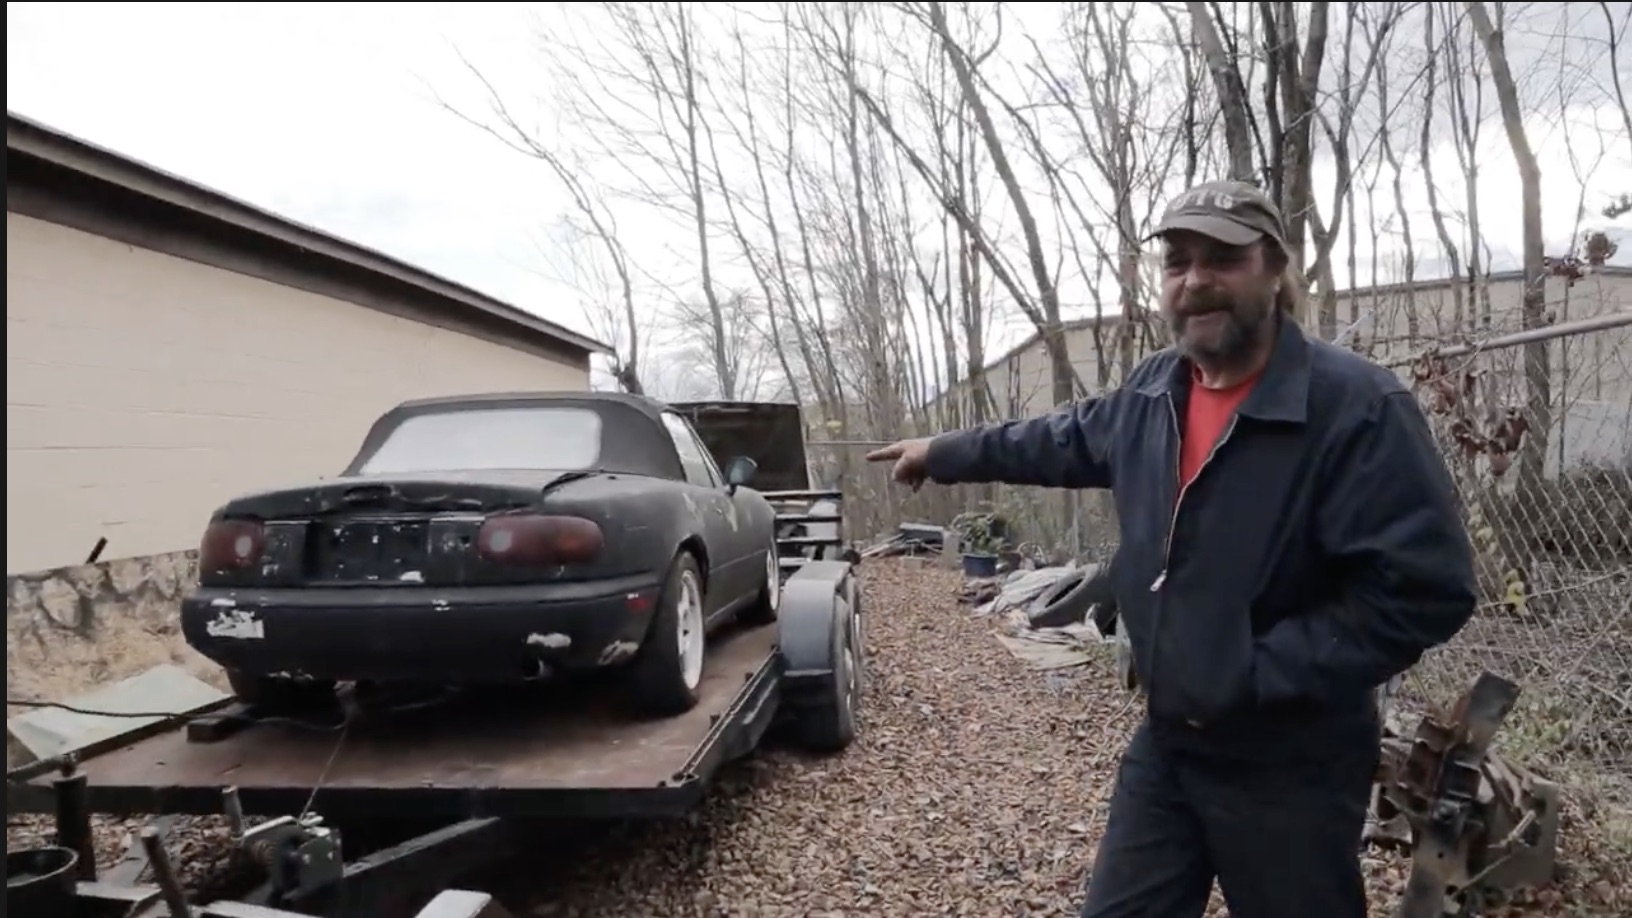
[212,472,590,587]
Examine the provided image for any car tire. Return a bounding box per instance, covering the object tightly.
[738,544,781,626]
[227,668,336,713]
[625,551,707,717]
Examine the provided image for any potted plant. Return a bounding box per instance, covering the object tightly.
[950,511,1008,578]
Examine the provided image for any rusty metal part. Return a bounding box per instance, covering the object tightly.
[238,813,344,905]
[1371,672,1560,917]
[140,826,195,917]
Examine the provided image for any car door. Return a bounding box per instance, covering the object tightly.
[659,412,754,611]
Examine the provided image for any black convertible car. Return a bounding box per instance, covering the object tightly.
[179,391,786,717]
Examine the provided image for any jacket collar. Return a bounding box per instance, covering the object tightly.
[1135,313,1311,424]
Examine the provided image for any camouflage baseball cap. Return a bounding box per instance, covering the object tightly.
[1149,180,1287,248]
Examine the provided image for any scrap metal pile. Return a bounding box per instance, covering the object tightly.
[1369,672,1561,917]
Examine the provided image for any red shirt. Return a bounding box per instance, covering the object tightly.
[1179,368,1260,491]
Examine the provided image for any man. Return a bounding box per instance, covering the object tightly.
[867,181,1477,918]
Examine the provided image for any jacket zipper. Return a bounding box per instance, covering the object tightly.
[1149,402,1241,592]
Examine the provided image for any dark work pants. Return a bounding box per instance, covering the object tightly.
[1080,715,1379,918]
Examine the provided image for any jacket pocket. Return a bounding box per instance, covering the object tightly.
[1148,581,1257,725]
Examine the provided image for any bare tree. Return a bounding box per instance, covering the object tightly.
[433,55,647,393]
[1596,1,1632,149]
[1465,1,1551,495]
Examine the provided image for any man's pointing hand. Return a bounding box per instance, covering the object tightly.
[865,437,935,492]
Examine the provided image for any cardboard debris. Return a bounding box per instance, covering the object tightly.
[993,622,1110,670]
[7,663,228,765]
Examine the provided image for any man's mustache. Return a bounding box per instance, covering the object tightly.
[1176,291,1235,317]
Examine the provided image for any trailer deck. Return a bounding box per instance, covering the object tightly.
[10,623,781,822]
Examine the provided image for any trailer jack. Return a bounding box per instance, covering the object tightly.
[1369,672,1560,918]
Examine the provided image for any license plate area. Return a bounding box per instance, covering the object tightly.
[304,517,433,584]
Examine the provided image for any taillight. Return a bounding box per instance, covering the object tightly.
[200,519,265,570]
[477,514,603,566]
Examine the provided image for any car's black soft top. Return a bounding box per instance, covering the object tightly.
[343,391,689,482]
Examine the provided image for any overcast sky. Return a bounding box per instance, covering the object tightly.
[8,2,1631,393]
[6,2,599,332]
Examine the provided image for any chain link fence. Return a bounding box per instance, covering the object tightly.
[1389,309,1632,788]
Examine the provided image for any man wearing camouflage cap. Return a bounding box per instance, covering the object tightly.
[868,181,1477,917]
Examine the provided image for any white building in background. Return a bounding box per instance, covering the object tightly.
[928,267,1632,473]
[6,112,609,574]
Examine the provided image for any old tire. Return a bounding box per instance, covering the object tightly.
[625,552,707,717]
[794,595,858,754]
[227,669,335,713]
[738,544,781,627]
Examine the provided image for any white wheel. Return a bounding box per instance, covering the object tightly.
[627,552,707,716]
[765,548,781,610]
[740,542,781,626]
[676,568,705,690]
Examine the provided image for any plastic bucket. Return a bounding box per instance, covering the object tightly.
[961,552,999,578]
[6,846,79,918]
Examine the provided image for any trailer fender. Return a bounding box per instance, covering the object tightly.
[775,560,859,753]
[776,560,853,688]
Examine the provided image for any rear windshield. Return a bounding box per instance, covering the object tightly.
[356,407,603,474]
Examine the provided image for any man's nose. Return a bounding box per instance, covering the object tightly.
[1182,266,1217,292]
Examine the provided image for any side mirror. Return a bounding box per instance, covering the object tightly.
[723,456,757,492]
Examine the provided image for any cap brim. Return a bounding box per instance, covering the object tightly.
[1147,214,1266,247]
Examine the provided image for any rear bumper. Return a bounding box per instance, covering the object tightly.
[180,574,662,684]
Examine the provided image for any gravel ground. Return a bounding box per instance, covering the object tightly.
[9,558,1628,915]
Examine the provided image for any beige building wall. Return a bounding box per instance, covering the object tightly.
[930,269,1631,468]
[6,214,590,574]
[1338,269,1632,474]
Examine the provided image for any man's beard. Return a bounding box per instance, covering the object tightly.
[1170,289,1274,367]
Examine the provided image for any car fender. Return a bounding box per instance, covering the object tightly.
[735,489,780,546]
[634,491,715,577]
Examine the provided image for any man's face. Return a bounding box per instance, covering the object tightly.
[1158,230,1279,365]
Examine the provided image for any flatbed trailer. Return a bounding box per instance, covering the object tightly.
[7,492,862,918]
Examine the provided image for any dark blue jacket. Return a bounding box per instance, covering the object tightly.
[927,316,1477,748]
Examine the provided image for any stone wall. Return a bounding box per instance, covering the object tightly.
[5,550,226,719]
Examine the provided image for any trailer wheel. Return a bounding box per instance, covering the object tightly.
[227,669,336,713]
[793,594,858,753]
[625,551,707,717]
